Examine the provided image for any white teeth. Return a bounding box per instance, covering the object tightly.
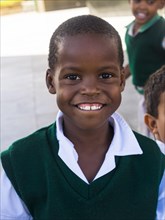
[91,105,100,110]
[137,12,146,19]
[78,105,102,111]
[84,106,91,111]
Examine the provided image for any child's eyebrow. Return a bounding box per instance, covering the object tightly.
[60,65,120,73]
[61,66,118,71]
[60,66,83,73]
[97,65,119,71]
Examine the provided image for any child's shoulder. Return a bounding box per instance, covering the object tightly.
[148,16,165,32]
[133,130,156,146]
[1,122,58,181]
[133,130,164,156]
[1,122,56,156]
[157,16,165,28]
[159,16,165,23]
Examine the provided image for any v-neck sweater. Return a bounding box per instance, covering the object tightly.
[56,111,143,183]
[125,16,165,88]
[1,123,165,220]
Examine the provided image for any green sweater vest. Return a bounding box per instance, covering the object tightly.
[125,17,165,87]
[1,123,165,220]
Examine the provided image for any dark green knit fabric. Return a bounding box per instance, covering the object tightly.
[1,123,165,220]
[125,17,165,87]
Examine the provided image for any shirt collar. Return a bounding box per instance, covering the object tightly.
[56,110,143,157]
[56,111,143,183]
[126,14,161,36]
[56,111,79,163]
[108,112,143,155]
[156,140,165,155]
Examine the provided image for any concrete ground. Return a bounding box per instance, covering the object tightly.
[1,6,140,151]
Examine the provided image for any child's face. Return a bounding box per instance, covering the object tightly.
[155,91,165,143]
[47,34,125,131]
[130,0,163,26]
[145,91,165,143]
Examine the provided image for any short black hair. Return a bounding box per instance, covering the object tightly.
[48,15,124,70]
[144,65,165,118]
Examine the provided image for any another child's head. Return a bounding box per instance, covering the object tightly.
[144,65,165,143]
[46,15,125,131]
[129,0,165,27]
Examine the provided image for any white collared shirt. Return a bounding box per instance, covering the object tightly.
[156,140,165,155]
[1,111,165,220]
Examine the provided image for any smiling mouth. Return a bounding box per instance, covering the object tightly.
[136,12,147,19]
[77,103,104,111]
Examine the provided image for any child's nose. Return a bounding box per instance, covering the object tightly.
[81,78,100,96]
[139,1,147,9]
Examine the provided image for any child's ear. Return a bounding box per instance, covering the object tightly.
[144,113,158,137]
[46,69,56,94]
[120,68,126,91]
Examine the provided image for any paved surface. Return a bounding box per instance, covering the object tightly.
[1,6,140,151]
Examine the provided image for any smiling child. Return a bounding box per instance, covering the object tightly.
[124,0,165,135]
[144,65,165,154]
[1,15,165,220]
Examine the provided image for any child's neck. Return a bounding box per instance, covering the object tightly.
[64,122,113,150]
[133,23,141,35]
[64,123,114,183]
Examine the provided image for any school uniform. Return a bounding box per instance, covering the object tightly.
[125,14,165,89]
[125,14,165,136]
[1,111,165,220]
[156,140,165,155]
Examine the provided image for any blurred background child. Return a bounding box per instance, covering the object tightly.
[144,65,165,154]
[124,0,165,136]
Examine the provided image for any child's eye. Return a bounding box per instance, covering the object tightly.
[132,0,141,3]
[65,74,80,80]
[147,0,155,4]
[132,0,155,4]
[99,72,112,79]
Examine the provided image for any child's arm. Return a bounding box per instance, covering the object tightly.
[156,171,165,220]
[0,169,32,220]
